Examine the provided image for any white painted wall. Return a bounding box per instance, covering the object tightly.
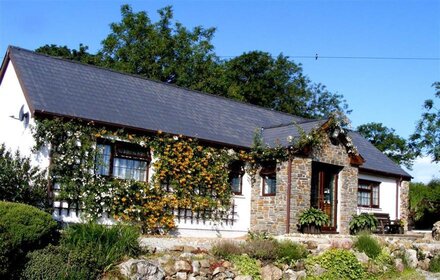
[0,60,50,169]
[357,173,399,220]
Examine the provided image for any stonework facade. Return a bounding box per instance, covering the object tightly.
[250,135,359,235]
[400,180,410,232]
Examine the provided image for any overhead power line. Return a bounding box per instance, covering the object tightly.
[218,54,440,61]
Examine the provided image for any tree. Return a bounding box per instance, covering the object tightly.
[0,144,50,211]
[36,44,98,65]
[357,122,415,169]
[410,82,440,162]
[409,180,440,229]
[99,5,220,93]
[221,51,350,118]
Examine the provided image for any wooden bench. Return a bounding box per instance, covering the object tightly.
[372,213,402,234]
[373,213,391,234]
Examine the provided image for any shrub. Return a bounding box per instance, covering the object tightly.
[229,254,261,280]
[349,213,378,234]
[353,233,382,259]
[276,240,308,264]
[0,201,58,277]
[211,240,244,259]
[305,249,366,280]
[61,223,140,270]
[299,208,330,228]
[23,223,140,280]
[242,239,279,260]
[429,254,440,272]
[0,144,50,211]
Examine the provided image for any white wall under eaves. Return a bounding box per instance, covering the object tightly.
[357,173,399,220]
[0,60,50,169]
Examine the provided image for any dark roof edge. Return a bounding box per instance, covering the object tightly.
[8,45,310,122]
[34,110,251,150]
[358,167,412,181]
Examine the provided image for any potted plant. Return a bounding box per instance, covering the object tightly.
[349,213,378,235]
[299,208,330,234]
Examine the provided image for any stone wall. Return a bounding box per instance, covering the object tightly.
[250,135,359,235]
[250,162,289,234]
[310,137,358,234]
[400,180,410,232]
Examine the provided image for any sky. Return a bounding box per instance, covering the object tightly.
[0,0,439,182]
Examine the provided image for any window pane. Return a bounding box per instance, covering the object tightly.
[264,175,276,195]
[231,175,241,194]
[95,144,111,176]
[113,157,147,181]
[358,190,371,206]
[372,185,379,206]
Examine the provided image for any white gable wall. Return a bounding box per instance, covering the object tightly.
[357,173,399,220]
[0,60,50,169]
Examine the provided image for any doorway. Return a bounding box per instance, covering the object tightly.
[311,162,342,232]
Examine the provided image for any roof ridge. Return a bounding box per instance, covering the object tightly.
[7,45,310,121]
[262,118,325,130]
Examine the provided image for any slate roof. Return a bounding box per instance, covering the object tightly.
[349,131,411,178]
[1,46,411,179]
[262,120,327,147]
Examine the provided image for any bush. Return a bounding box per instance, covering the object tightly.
[211,240,244,259]
[23,244,104,280]
[429,254,440,272]
[62,223,140,270]
[276,240,308,264]
[0,201,58,277]
[242,239,279,260]
[353,233,382,259]
[305,249,366,280]
[229,254,261,280]
[349,213,378,234]
[23,223,140,280]
[0,144,50,211]
[299,208,330,228]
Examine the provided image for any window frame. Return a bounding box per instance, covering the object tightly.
[95,139,150,182]
[260,162,277,196]
[357,179,380,208]
[229,161,244,195]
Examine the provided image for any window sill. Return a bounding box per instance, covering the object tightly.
[357,206,382,211]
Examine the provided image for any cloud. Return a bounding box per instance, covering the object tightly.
[404,156,440,184]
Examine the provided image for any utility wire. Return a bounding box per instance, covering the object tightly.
[218,54,440,61]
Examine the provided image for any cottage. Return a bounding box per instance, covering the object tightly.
[0,46,411,236]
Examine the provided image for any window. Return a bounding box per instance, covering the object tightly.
[95,141,150,182]
[260,162,277,196]
[229,161,244,195]
[357,180,379,208]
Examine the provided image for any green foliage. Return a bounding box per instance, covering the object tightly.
[0,201,58,278]
[354,233,382,259]
[0,144,50,211]
[247,231,272,241]
[357,122,416,169]
[275,240,308,265]
[299,208,330,227]
[61,223,140,265]
[409,180,440,228]
[222,51,350,118]
[305,249,366,280]
[229,254,261,280]
[211,240,244,259]
[23,223,140,280]
[349,213,378,235]
[410,81,440,162]
[35,44,98,65]
[429,254,440,272]
[242,239,279,260]
[22,245,68,280]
